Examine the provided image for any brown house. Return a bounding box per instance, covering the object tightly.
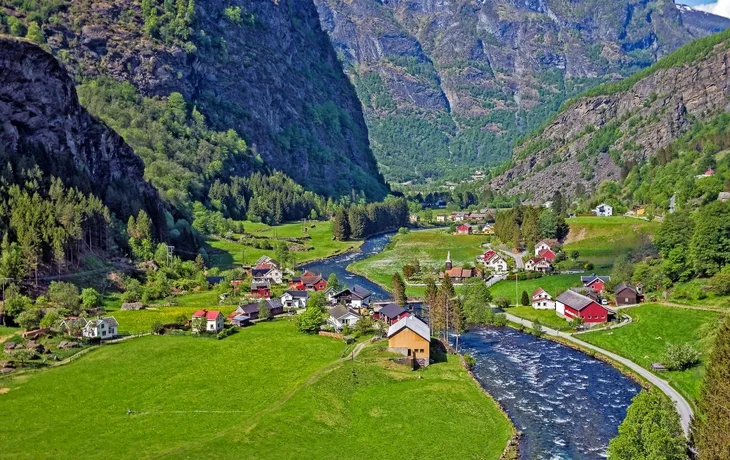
[614,282,639,306]
[387,316,431,367]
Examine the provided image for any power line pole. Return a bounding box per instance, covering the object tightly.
[166,245,175,266]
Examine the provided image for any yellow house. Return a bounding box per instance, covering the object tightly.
[387,316,431,366]
[636,208,646,216]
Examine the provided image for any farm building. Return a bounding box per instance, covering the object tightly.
[235,300,285,321]
[387,316,431,367]
[581,274,611,293]
[614,282,641,306]
[555,290,614,324]
[250,279,272,299]
[531,288,555,310]
[81,317,119,339]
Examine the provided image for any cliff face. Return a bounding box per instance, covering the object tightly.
[35,0,387,199]
[0,36,166,234]
[489,33,730,202]
[313,0,730,182]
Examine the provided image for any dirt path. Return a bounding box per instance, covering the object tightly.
[156,340,371,458]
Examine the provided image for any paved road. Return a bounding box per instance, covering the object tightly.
[503,312,693,436]
[495,245,526,269]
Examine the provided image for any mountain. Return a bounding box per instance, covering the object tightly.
[0,35,167,236]
[0,0,388,200]
[489,28,730,203]
[314,0,730,182]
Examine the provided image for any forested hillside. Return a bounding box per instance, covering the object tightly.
[490,28,730,207]
[315,0,729,182]
[0,0,388,200]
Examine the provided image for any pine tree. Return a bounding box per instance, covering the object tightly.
[695,314,730,458]
[391,272,407,307]
[333,208,350,240]
[440,275,455,299]
[521,290,530,306]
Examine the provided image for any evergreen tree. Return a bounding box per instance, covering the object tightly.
[690,201,730,276]
[462,278,492,324]
[391,272,407,307]
[695,314,730,458]
[327,273,340,291]
[520,290,530,306]
[440,275,455,300]
[333,208,350,240]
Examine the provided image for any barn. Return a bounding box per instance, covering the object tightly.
[555,290,614,324]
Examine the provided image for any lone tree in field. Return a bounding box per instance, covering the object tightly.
[520,290,530,306]
[695,314,730,459]
[392,272,407,306]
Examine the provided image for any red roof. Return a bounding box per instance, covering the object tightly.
[457,224,470,231]
[192,309,221,320]
[538,248,556,260]
[484,250,496,259]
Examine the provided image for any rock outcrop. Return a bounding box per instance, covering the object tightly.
[489,34,730,202]
[313,0,730,181]
[0,36,166,233]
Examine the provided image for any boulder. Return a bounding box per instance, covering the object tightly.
[57,341,80,350]
[121,302,146,311]
[0,367,13,374]
[25,341,46,354]
[3,342,17,351]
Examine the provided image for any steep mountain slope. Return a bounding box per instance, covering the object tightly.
[0,0,387,200]
[489,29,730,202]
[0,35,167,236]
[314,0,730,182]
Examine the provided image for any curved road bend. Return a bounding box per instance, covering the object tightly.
[502,313,693,436]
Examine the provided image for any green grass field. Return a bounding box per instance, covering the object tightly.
[0,320,512,459]
[0,325,21,337]
[563,216,659,268]
[207,220,360,269]
[348,229,488,296]
[489,274,586,305]
[506,306,571,331]
[580,304,721,403]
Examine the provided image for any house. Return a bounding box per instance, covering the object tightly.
[255,256,279,267]
[469,213,487,222]
[281,290,308,309]
[525,257,553,273]
[532,288,555,310]
[326,305,361,331]
[409,214,420,224]
[581,274,611,293]
[537,248,556,262]
[230,314,251,327]
[333,285,372,309]
[324,287,337,303]
[300,272,327,291]
[436,215,447,223]
[555,290,614,324]
[191,310,224,333]
[250,279,271,299]
[387,316,431,367]
[479,250,508,274]
[81,317,119,339]
[535,239,558,257]
[593,203,613,217]
[235,300,285,321]
[614,282,640,306]
[456,224,472,235]
[252,263,283,285]
[482,224,495,235]
[451,212,469,222]
[373,303,410,325]
[697,168,715,179]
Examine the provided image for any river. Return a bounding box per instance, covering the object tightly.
[304,233,640,459]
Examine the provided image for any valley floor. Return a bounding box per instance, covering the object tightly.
[0,320,512,459]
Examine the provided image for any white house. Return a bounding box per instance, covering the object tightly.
[534,239,557,257]
[281,290,308,309]
[82,317,119,339]
[480,250,508,273]
[525,257,553,273]
[327,305,361,331]
[252,264,283,285]
[191,310,225,333]
[531,288,555,310]
[594,203,613,217]
[333,285,372,310]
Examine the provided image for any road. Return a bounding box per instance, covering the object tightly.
[503,312,693,436]
[495,244,526,269]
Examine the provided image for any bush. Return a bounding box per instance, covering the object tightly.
[707,273,730,295]
[151,321,164,335]
[532,319,544,337]
[464,353,476,369]
[584,262,595,271]
[663,343,700,371]
[494,297,511,309]
[81,288,102,310]
[493,313,507,327]
[217,327,236,340]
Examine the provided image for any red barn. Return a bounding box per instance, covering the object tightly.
[581,275,611,293]
[556,290,614,324]
[537,248,556,262]
[250,280,271,299]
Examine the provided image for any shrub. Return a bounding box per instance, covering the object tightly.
[494,297,511,309]
[464,353,476,369]
[493,313,507,327]
[532,319,544,337]
[217,327,236,340]
[707,273,730,295]
[663,343,700,371]
[151,321,164,335]
[81,288,102,310]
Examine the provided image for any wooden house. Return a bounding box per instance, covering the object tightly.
[387,316,431,367]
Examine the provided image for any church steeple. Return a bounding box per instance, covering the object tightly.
[445,251,452,270]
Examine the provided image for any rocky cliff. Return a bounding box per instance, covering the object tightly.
[489,30,730,202]
[3,0,388,199]
[0,36,166,234]
[314,0,730,182]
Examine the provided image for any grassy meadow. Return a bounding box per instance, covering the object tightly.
[0,320,512,459]
[347,229,488,296]
[489,274,586,305]
[562,216,659,268]
[207,220,360,269]
[506,306,571,331]
[580,304,721,403]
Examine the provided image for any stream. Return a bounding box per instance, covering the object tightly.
[304,232,640,459]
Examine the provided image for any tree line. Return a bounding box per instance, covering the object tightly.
[332,197,409,240]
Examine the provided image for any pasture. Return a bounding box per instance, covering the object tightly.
[0,320,512,459]
[580,304,721,403]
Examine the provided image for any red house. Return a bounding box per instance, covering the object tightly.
[373,303,411,325]
[456,224,472,235]
[556,290,614,324]
[250,280,271,299]
[537,248,556,262]
[289,271,327,291]
[581,275,611,293]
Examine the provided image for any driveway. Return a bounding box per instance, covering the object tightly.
[494,244,526,269]
[502,312,693,436]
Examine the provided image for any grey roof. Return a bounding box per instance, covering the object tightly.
[556,290,598,311]
[232,314,250,322]
[387,316,430,342]
[329,304,360,320]
[614,282,636,295]
[580,274,610,284]
[206,276,225,284]
[252,268,272,277]
[283,290,308,298]
[335,285,372,300]
[238,301,281,315]
[85,316,119,328]
[378,303,407,319]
